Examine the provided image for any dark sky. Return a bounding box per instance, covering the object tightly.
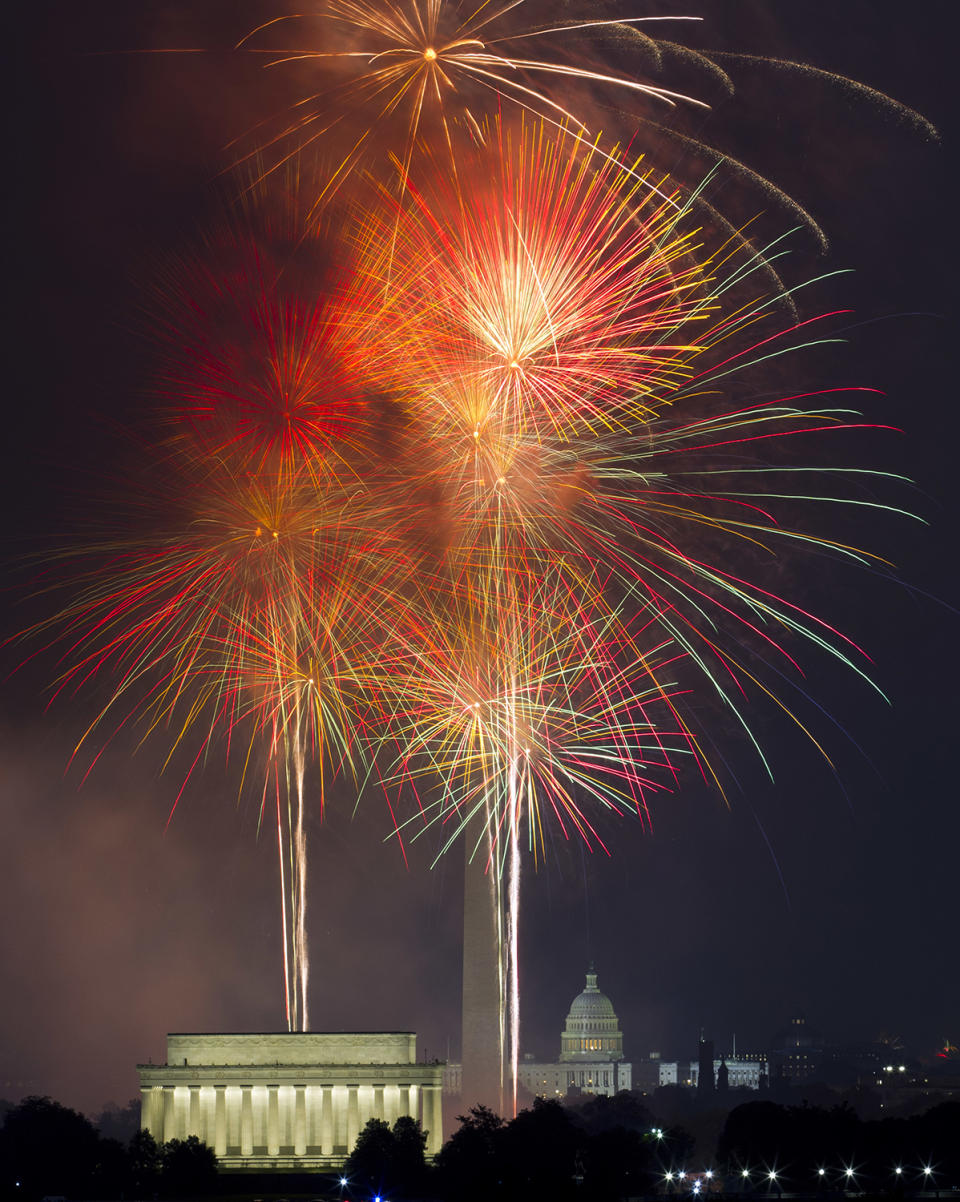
[2,2,955,1117]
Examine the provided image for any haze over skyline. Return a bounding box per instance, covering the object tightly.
[2,0,954,1119]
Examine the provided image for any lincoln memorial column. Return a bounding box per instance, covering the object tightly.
[384,1084,399,1126]
[373,1085,384,1121]
[320,1085,334,1157]
[267,1086,280,1156]
[397,1084,411,1120]
[188,1087,201,1141]
[240,1088,254,1157]
[214,1087,227,1158]
[162,1087,176,1143]
[141,1086,161,1138]
[346,1085,360,1152]
[423,1084,443,1155]
[200,1087,215,1147]
[294,1085,307,1156]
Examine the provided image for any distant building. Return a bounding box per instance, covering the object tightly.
[632,1051,662,1095]
[769,1014,824,1082]
[697,1037,715,1095]
[138,1032,443,1170]
[658,1056,766,1090]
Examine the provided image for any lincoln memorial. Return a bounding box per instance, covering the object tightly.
[138,1032,444,1170]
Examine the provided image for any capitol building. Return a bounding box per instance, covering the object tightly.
[445,965,632,1100]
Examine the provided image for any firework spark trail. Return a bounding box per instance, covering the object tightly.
[294,726,310,1029]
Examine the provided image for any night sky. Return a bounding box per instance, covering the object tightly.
[3,1,955,1118]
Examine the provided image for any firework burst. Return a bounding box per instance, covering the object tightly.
[349,117,710,439]
[233,1,705,207]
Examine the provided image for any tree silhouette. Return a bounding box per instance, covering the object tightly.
[435,1105,505,1201]
[344,1115,429,1197]
[499,1097,583,1198]
[345,1118,396,1194]
[0,1095,100,1199]
[160,1134,217,1197]
[392,1114,429,1191]
[128,1126,161,1196]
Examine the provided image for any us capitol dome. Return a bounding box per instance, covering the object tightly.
[560,964,625,1063]
[443,964,632,1101]
[513,964,631,1098]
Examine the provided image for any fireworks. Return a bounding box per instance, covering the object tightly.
[350,118,708,439]
[233,2,705,206]
[23,3,924,1117]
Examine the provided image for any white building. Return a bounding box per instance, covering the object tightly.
[519,1057,629,1097]
[138,1032,443,1170]
[518,967,632,1099]
[658,1057,766,1090]
[444,967,631,1105]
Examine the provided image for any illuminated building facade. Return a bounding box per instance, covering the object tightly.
[138,1032,443,1170]
[444,966,632,1104]
[658,1056,765,1090]
[559,966,626,1065]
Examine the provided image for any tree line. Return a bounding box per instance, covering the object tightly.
[348,1094,959,1200]
[0,1096,216,1199]
[2,1090,957,1200]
